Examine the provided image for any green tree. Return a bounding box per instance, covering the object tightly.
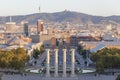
[0,51,14,68]
[0,74,2,80]
[82,50,88,59]
[39,45,45,54]
[116,74,120,80]
[77,45,83,54]
[91,48,120,71]
[33,49,40,59]
[0,48,29,70]
[96,60,104,73]
[33,45,45,59]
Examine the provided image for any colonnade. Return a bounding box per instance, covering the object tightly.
[46,49,75,77]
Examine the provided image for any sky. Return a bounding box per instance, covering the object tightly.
[0,0,120,16]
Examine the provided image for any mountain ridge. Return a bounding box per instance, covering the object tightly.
[0,11,120,25]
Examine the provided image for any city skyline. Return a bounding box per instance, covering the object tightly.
[0,0,120,16]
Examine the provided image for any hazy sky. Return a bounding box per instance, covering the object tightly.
[0,0,120,16]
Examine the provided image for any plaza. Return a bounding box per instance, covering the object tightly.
[1,73,118,80]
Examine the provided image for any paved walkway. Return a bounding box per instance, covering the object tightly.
[78,74,117,80]
[1,73,118,80]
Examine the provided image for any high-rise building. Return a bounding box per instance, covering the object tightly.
[37,20,43,34]
[22,21,29,36]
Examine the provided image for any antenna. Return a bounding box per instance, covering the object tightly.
[39,6,41,13]
[39,0,41,13]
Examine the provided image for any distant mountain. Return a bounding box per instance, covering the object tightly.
[0,11,120,25]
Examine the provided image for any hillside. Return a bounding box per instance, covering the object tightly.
[0,11,120,25]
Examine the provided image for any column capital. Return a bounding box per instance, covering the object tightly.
[46,49,50,54]
[63,49,67,52]
[54,49,58,52]
[46,49,50,51]
[71,49,75,52]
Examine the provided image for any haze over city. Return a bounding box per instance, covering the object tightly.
[0,0,120,16]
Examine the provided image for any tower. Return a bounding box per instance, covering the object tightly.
[39,5,41,13]
[37,20,43,34]
[51,37,56,48]
[22,21,29,37]
[66,36,70,49]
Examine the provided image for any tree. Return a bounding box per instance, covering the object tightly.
[33,49,40,59]
[39,45,45,54]
[33,45,45,59]
[82,50,87,59]
[12,48,29,69]
[91,48,120,71]
[96,60,104,73]
[0,74,2,80]
[116,74,120,80]
[0,51,14,68]
[0,48,29,70]
[77,44,83,54]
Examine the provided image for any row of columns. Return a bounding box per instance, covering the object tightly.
[55,49,58,77]
[46,49,75,77]
[63,49,67,77]
[46,49,50,77]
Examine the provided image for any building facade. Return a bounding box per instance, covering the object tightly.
[37,20,43,34]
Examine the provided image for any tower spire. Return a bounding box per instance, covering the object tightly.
[39,0,41,14]
[39,5,41,13]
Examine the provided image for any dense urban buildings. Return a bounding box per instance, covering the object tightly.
[0,16,120,80]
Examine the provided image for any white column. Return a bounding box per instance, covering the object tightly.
[71,49,75,77]
[46,49,50,77]
[54,49,58,77]
[63,49,67,77]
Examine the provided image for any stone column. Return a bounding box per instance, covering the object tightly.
[46,49,50,77]
[63,49,67,77]
[54,49,58,77]
[71,49,75,77]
